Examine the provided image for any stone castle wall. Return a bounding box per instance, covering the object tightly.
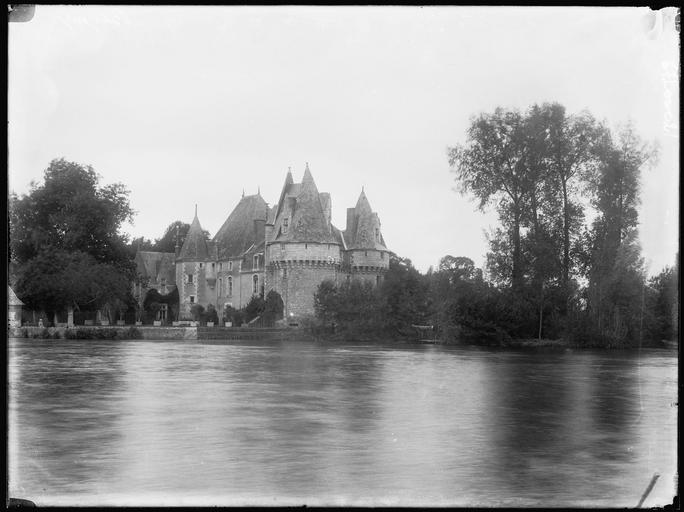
[267,262,340,318]
[346,249,389,271]
[266,242,342,265]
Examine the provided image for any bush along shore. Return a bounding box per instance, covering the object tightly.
[13,326,143,340]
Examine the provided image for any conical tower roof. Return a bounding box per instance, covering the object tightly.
[178,208,209,261]
[347,189,387,250]
[288,165,336,243]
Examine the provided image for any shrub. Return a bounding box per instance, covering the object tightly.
[204,304,219,324]
[190,303,205,322]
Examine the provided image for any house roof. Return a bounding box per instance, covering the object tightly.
[135,251,177,284]
[8,286,24,306]
[212,193,269,259]
[271,164,338,244]
[179,212,209,261]
[344,189,388,250]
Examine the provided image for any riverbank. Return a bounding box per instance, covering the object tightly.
[8,325,676,350]
[8,325,313,342]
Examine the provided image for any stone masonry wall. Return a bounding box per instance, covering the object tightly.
[346,249,390,270]
[266,242,342,265]
[267,262,340,318]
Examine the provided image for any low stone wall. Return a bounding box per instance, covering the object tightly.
[137,326,197,340]
[9,325,196,341]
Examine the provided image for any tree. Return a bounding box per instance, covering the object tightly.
[10,159,136,319]
[539,103,601,289]
[586,123,657,345]
[243,295,266,323]
[263,290,284,326]
[645,258,678,342]
[205,304,219,324]
[448,108,531,290]
[190,303,205,322]
[10,158,133,268]
[379,256,430,332]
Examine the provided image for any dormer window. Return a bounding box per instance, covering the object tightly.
[283,217,289,234]
[161,278,167,294]
[253,254,259,269]
[375,228,379,242]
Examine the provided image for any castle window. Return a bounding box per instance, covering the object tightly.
[158,303,168,321]
[365,251,368,256]
[376,275,381,286]
[252,274,259,294]
[188,273,194,284]
[218,278,223,296]
[211,263,215,271]
[199,263,203,269]
[228,276,233,296]
[219,262,223,271]
[161,278,167,294]
[305,243,308,249]
[253,254,259,270]
[190,295,195,304]
[283,268,287,279]
[381,252,385,259]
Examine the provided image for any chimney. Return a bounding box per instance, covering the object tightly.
[320,193,331,231]
[346,207,356,234]
[254,218,266,239]
[174,224,181,258]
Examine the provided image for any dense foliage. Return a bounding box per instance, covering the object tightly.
[10,159,136,322]
[313,104,675,347]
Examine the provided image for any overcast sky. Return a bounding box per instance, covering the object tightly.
[8,6,679,275]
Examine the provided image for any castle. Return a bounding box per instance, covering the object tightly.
[134,164,390,322]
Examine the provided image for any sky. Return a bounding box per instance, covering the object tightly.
[8,6,679,276]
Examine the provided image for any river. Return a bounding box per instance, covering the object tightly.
[7,338,677,507]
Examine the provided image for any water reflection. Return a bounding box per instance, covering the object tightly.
[8,339,677,507]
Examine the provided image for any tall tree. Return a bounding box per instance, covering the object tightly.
[587,123,657,345]
[448,108,531,290]
[10,158,135,320]
[542,103,601,289]
[10,158,133,269]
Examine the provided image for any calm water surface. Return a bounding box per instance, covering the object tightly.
[8,338,677,507]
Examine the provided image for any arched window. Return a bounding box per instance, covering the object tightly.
[227,276,233,296]
[218,277,223,296]
[253,274,259,294]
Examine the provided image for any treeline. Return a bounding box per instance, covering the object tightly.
[313,103,678,347]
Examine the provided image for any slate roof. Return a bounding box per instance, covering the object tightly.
[179,213,209,261]
[134,251,177,284]
[8,286,24,306]
[271,165,338,244]
[212,193,269,259]
[344,189,388,250]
